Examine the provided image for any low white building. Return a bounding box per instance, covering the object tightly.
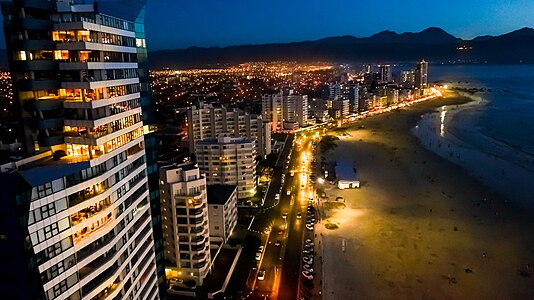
[336,160,360,189]
[207,185,238,245]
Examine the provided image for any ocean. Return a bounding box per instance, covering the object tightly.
[412,64,534,206]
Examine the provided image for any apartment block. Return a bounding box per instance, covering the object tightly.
[187,102,271,157]
[206,185,238,245]
[195,134,257,199]
[159,163,211,287]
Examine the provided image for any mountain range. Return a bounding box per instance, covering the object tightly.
[0,27,533,69]
[148,27,534,68]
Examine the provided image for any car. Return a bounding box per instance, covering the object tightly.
[297,212,302,219]
[302,271,314,280]
[303,264,313,272]
[307,218,315,223]
[304,244,313,250]
[255,252,262,261]
[275,193,280,200]
[278,229,285,235]
[286,190,291,196]
[305,239,313,244]
[258,269,266,281]
[282,213,288,219]
[306,224,314,231]
[303,249,312,255]
[169,278,184,286]
[274,240,281,247]
[258,246,264,253]
[303,256,313,264]
[306,242,315,247]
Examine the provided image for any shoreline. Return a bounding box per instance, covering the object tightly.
[319,94,534,299]
[413,91,534,206]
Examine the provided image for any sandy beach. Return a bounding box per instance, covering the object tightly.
[318,94,534,300]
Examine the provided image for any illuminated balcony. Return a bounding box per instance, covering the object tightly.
[72,212,113,245]
[70,198,112,226]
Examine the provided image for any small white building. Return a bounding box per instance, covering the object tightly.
[207,185,238,245]
[336,160,360,189]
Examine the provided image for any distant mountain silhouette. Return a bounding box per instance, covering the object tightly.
[0,27,533,69]
[148,27,534,68]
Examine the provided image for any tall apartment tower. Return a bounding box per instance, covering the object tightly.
[415,60,429,89]
[261,92,284,132]
[159,163,211,287]
[0,1,164,299]
[262,91,308,131]
[195,134,257,199]
[187,103,271,157]
[378,65,392,83]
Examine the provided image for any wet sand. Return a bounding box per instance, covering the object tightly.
[319,94,534,300]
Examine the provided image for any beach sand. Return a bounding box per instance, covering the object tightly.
[318,94,534,300]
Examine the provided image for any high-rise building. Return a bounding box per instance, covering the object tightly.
[349,85,359,113]
[0,1,163,299]
[283,94,308,130]
[159,163,211,287]
[330,99,350,117]
[378,65,393,83]
[187,103,271,157]
[415,60,429,89]
[262,91,308,131]
[195,134,257,199]
[261,92,284,132]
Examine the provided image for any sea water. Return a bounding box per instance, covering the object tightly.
[413,64,534,206]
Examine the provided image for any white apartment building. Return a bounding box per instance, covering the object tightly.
[195,134,257,199]
[0,1,161,299]
[261,92,284,132]
[330,99,350,117]
[187,103,271,157]
[206,185,238,245]
[160,163,211,287]
[262,92,308,131]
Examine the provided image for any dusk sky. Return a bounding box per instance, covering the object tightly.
[0,0,532,50]
[143,0,534,50]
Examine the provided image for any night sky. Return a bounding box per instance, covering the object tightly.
[0,0,532,50]
[143,0,533,50]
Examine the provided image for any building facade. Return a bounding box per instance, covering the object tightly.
[187,103,271,157]
[415,60,429,90]
[206,185,238,245]
[159,163,211,287]
[262,91,308,131]
[0,1,162,299]
[195,134,257,199]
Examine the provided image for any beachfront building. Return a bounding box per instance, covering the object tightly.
[187,102,271,157]
[207,185,238,245]
[0,0,163,299]
[159,163,211,287]
[336,160,360,189]
[330,99,350,117]
[415,60,429,95]
[195,134,257,199]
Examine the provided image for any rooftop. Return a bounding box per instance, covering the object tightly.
[207,185,237,205]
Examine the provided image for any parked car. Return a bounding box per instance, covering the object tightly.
[258,246,264,253]
[303,256,313,264]
[258,269,266,281]
[302,271,314,280]
[305,239,313,244]
[303,264,313,272]
[297,212,302,219]
[274,240,281,247]
[255,252,262,261]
